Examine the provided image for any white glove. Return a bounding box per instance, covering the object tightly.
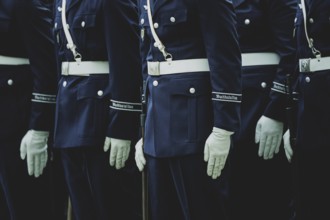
[103,137,131,169]
[255,115,284,160]
[204,127,233,179]
[283,129,293,163]
[20,130,49,178]
[134,138,146,172]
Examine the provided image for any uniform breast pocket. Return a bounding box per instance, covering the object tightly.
[76,76,109,138]
[237,11,265,36]
[169,76,212,143]
[310,12,330,42]
[157,9,188,39]
[71,14,97,50]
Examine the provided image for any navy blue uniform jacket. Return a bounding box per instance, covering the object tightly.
[232,0,296,140]
[53,0,142,148]
[0,0,57,141]
[294,0,330,149]
[139,0,242,157]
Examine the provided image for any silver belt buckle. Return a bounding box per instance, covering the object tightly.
[299,58,311,73]
[61,62,70,75]
[148,62,160,76]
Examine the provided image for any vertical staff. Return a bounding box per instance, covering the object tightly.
[285,73,300,219]
[140,83,149,220]
[285,74,297,151]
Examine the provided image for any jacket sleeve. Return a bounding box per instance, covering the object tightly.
[102,0,143,141]
[196,0,242,132]
[16,1,57,131]
[263,0,297,122]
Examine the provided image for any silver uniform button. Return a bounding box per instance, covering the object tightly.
[153,80,158,86]
[305,77,310,83]
[189,87,196,94]
[57,6,62,12]
[63,81,67,87]
[97,90,103,96]
[153,23,159,29]
[261,82,267,88]
[141,18,145,25]
[244,19,250,25]
[154,42,158,47]
[81,21,85,27]
[54,22,58,28]
[309,18,314,23]
[294,17,297,23]
[7,79,13,86]
[170,17,176,23]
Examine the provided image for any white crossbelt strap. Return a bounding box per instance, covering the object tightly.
[242,52,280,66]
[61,0,82,62]
[299,0,325,72]
[61,61,109,76]
[146,0,172,61]
[301,0,321,58]
[0,55,29,65]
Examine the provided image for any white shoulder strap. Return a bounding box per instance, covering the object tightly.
[61,0,82,62]
[300,0,321,58]
[146,0,172,61]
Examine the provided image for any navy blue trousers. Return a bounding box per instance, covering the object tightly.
[229,75,293,220]
[146,154,229,220]
[60,147,141,220]
[0,187,9,220]
[0,139,54,220]
[229,139,293,220]
[293,71,330,220]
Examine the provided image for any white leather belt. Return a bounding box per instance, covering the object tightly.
[242,52,280,66]
[147,58,209,76]
[61,61,109,76]
[299,56,330,73]
[0,55,30,65]
[147,53,280,76]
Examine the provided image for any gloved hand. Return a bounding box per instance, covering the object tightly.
[103,137,131,169]
[255,115,284,160]
[20,130,49,178]
[283,129,293,162]
[204,127,233,179]
[134,138,146,172]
